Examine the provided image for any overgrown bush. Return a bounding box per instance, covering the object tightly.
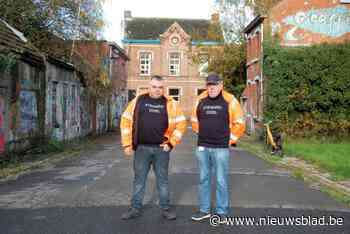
[263,41,350,137]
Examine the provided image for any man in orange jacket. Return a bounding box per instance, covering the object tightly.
[191,73,245,221]
[120,75,186,220]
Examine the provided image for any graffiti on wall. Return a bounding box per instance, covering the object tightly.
[19,90,38,133]
[111,93,127,128]
[0,96,5,154]
[79,89,91,136]
[282,6,350,42]
[97,102,108,133]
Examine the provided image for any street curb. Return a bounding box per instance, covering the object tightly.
[278,159,350,197]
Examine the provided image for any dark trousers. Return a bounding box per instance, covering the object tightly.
[131,145,170,210]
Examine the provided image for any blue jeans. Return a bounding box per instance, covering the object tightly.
[196,147,230,215]
[131,145,170,210]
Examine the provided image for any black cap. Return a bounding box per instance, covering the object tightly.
[206,74,222,85]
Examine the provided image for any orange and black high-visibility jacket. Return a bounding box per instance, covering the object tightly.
[191,90,245,145]
[120,92,187,150]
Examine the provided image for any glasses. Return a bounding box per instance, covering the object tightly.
[151,85,164,89]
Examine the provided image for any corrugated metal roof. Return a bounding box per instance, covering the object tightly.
[0,19,43,64]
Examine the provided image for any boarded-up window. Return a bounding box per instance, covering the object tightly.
[19,90,38,133]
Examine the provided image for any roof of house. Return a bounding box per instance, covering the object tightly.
[243,15,266,34]
[0,19,44,65]
[125,17,212,40]
[108,42,129,60]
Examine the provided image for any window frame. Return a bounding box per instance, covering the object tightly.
[167,87,182,102]
[138,51,153,76]
[167,51,181,76]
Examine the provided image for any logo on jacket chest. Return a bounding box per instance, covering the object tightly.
[202,105,223,115]
[145,103,165,114]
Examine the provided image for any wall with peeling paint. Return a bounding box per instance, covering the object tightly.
[96,101,108,134]
[270,0,350,46]
[79,87,92,137]
[45,62,82,141]
[0,60,45,154]
[0,94,5,154]
[111,92,128,129]
[0,73,10,155]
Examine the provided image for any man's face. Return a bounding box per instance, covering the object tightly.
[149,79,164,98]
[207,82,223,98]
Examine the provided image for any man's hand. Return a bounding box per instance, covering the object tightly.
[124,146,134,158]
[160,143,171,152]
[229,143,237,150]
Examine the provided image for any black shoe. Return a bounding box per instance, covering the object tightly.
[162,208,177,220]
[214,213,227,223]
[191,211,211,221]
[121,207,141,220]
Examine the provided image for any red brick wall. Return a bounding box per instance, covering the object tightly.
[124,23,207,117]
[244,26,263,122]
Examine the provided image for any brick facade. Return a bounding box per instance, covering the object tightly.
[123,16,218,117]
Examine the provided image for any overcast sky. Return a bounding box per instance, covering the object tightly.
[103,0,216,44]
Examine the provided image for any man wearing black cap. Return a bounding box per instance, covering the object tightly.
[191,73,245,221]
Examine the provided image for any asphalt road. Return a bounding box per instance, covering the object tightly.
[0,132,349,234]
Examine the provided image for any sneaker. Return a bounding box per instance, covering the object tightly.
[191,211,211,221]
[162,208,177,220]
[121,207,141,220]
[214,213,227,223]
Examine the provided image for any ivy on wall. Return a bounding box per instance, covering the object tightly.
[0,52,18,74]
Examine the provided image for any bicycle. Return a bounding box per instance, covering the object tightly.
[263,121,283,157]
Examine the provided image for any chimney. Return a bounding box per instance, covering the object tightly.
[122,11,132,41]
[124,10,132,21]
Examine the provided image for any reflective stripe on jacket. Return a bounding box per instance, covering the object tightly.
[120,92,187,150]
